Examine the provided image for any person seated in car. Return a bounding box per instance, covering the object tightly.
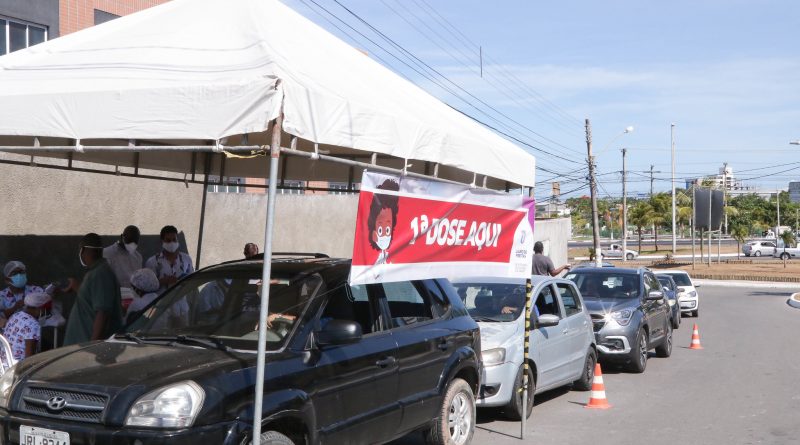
[582,277,602,298]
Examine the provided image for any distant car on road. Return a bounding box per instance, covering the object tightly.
[658,270,700,317]
[655,274,682,329]
[743,241,776,257]
[601,244,639,260]
[565,267,673,373]
[772,243,800,260]
[450,276,596,420]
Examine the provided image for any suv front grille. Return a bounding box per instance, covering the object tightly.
[19,386,108,423]
[590,314,606,332]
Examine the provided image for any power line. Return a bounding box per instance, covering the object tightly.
[379,0,584,154]
[298,0,583,172]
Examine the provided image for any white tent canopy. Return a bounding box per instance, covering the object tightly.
[0,0,535,187]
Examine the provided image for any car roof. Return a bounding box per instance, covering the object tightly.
[199,256,352,278]
[568,266,644,276]
[657,270,691,276]
[449,275,553,285]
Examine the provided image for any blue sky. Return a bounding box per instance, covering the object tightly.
[282,0,800,200]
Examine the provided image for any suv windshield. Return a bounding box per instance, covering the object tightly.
[125,268,323,351]
[450,282,526,322]
[566,272,640,300]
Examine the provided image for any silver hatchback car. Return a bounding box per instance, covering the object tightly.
[450,276,596,420]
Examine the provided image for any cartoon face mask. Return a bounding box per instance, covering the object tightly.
[373,207,393,251]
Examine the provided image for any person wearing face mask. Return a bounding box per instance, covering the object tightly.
[1,261,45,322]
[125,268,160,323]
[144,225,194,294]
[103,225,143,289]
[62,233,124,345]
[2,291,51,360]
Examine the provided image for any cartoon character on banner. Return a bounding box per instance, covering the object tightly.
[367,179,400,264]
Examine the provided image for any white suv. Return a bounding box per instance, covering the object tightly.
[657,270,700,317]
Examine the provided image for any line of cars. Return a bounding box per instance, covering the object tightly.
[742,240,800,260]
[450,265,701,420]
[0,254,702,445]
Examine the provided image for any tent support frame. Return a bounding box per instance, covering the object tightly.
[252,115,283,445]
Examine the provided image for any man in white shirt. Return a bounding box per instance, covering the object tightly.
[103,225,143,289]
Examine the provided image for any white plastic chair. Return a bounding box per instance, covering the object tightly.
[0,335,17,375]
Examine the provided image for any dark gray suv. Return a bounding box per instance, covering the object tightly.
[565,267,673,373]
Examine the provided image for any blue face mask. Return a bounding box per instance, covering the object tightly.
[10,273,27,289]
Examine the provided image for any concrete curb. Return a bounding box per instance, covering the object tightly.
[690,273,800,283]
[788,293,800,309]
[695,279,800,289]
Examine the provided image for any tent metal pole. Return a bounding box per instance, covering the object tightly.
[195,153,212,270]
[252,115,283,445]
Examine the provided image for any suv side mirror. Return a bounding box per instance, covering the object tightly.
[536,314,560,328]
[317,320,363,346]
[646,290,664,301]
[677,287,686,293]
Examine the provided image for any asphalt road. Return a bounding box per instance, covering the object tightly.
[393,283,800,445]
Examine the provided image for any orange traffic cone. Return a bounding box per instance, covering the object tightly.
[585,363,611,409]
[689,324,703,350]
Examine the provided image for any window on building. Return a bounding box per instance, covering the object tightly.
[0,18,48,55]
[94,9,120,26]
[206,176,245,193]
[329,182,350,195]
[280,180,305,195]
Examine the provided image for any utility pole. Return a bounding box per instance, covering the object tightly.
[586,118,601,267]
[650,165,655,198]
[622,148,628,262]
[777,190,781,238]
[671,123,677,254]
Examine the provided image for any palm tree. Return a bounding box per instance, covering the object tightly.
[650,194,670,251]
[730,223,748,259]
[779,231,796,267]
[628,201,655,253]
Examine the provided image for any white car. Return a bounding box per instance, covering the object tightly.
[450,276,596,420]
[657,270,700,317]
[743,241,776,257]
[601,243,639,260]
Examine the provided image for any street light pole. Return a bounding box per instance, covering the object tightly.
[622,148,628,262]
[586,119,602,267]
[671,123,677,254]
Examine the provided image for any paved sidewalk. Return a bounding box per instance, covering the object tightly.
[694,279,800,289]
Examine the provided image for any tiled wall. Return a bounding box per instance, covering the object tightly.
[59,0,169,35]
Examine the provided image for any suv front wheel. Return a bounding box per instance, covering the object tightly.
[627,328,648,373]
[426,378,476,445]
[249,431,294,445]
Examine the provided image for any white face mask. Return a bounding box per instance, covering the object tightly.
[163,241,180,253]
[125,242,138,254]
[377,235,391,251]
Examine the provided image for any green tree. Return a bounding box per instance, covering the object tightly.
[649,194,671,251]
[730,223,748,259]
[628,201,655,253]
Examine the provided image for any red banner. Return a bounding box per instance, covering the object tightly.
[350,172,535,284]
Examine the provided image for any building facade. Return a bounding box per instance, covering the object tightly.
[1,0,167,56]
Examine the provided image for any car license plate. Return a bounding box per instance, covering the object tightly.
[19,426,70,445]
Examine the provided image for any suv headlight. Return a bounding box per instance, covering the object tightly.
[125,381,204,428]
[608,309,633,326]
[688,291,697,298]
[482,348,506,367]
[0,364,18,409]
